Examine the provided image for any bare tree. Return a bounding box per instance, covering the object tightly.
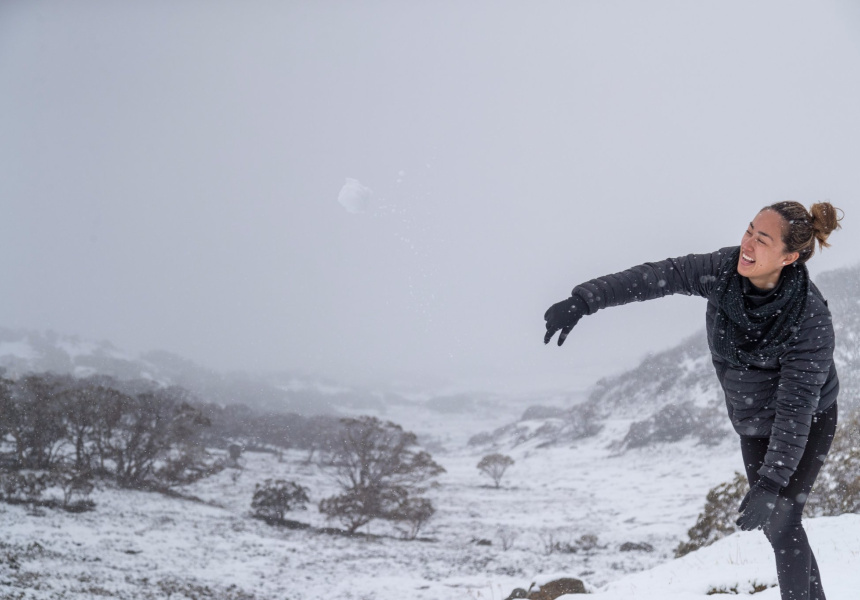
[57,378,120,473]
[0,375,67,470]
[98,387,211,488]
[477,453,515,488]
[318,416,444,534]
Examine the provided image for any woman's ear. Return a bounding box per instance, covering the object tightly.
[782,251,800,266]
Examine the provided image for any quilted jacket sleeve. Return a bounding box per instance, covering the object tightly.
[757,301,836,487]
[570,248,731,315]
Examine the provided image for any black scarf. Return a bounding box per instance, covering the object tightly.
[712,247,809,367]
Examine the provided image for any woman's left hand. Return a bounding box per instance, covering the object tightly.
[736,481,779,531]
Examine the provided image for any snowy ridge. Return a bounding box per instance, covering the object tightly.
[471,262,860,452]
[468,332,732,452]
[587,332,717,419]
[0,328,382,415]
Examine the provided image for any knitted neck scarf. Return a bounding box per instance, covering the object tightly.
[712,247,809,366]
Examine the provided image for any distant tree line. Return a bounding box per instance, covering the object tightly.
[0,372,222,507]
[0,371,346,507]
[196,402,341,459]
[0,370,448,540]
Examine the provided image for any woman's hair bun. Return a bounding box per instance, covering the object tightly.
[809,202,842,249]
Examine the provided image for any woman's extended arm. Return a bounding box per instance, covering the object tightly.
[544,248,730,345]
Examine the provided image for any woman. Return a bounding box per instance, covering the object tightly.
[544,201,842,600]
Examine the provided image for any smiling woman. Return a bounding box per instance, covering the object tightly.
[543,200,843,600]
[739,202,842,289]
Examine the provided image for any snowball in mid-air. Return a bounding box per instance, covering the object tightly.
[337,178,373,214]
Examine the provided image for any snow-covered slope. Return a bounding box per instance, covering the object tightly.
[3,436,857,600]
[0,438,738,600]
[583,513,860,599]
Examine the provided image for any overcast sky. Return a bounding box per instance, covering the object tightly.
[2,1,859,394]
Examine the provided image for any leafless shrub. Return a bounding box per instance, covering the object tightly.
[537,530,558,555]
[496,526,519,551]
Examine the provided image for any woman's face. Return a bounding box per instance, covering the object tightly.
[738,210,800,288]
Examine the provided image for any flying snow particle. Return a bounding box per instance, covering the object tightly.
[337,178,373,214]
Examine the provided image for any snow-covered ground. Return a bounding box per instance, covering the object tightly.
[1,393,856,599]
[591,513,860,599]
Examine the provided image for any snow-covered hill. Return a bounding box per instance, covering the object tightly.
[0,328,385,416]
[469,262,860,453]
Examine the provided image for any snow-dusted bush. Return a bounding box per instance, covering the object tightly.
[808,408,860,516]
[388,496,435,540]
[0,467,95,513]
[250,478,309,523]
[54,468,95,510]
[0,470,49,503]
[675,472,746,558]
[537,531,604,556]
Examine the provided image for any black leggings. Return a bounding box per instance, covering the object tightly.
[740,402,838,600]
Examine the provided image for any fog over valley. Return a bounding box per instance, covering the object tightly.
[3,1,860,392]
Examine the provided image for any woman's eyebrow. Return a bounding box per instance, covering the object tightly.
[749,222,773,241]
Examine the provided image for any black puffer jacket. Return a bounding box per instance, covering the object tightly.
[571,246,838,488]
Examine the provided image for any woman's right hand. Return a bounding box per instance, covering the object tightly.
[543,295,588,346]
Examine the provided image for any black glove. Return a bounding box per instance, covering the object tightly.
[544,295,589,346]
[736,478,781,531]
